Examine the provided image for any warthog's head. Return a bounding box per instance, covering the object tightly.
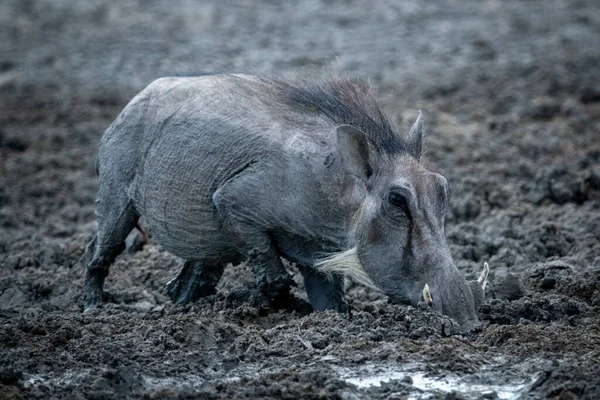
[318,112,488,331]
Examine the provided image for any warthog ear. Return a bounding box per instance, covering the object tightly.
[336,125,373,182]
[407,111,424,160]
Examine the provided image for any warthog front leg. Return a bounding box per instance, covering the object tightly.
[212,166,295,307]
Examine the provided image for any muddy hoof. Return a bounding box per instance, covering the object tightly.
[164,275,216,304]
[226,285,270,308]
[126,231,147,253]
[288,296,313,315]
[83,302,103,314]
[83,272,105,312]
[164,276,185,303]
[258,275,296,302]
[164,261,219,304]
[83,287,104,313]
[335,300,349,314]
[226,284,312,314]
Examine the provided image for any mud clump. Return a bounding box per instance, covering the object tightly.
[523,166,587,205]
[524,97,562,121]
[480,295,588,326]
[488,273,527,301]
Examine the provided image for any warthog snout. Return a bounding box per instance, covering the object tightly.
[416,262,490,330]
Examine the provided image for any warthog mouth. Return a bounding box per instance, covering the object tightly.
[418,262,489,308]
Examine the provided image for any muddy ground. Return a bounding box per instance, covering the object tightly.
[1,0,600,398]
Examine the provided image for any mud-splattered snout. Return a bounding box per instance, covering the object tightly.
[414,262,489,331]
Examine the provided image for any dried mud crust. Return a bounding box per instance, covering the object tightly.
[2,0,600,399]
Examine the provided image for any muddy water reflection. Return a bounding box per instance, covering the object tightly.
[340,362,536,399]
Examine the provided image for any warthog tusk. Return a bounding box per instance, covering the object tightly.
[478,262,490,290]
[423,283,433,306]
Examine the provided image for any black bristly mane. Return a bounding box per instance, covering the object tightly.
[257,75,407,155]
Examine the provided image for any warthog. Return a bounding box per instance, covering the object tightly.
[81,73,488,330]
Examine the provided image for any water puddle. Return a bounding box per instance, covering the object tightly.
[25,370,91,388]
[23,361,536,399]
[142,373,206,389]
[338,362,535,399]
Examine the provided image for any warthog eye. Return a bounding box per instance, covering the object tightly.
[388,192,410,215]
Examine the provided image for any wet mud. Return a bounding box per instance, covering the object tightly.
[1,0,600,398]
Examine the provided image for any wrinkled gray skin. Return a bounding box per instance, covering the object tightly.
[82,74,483,330]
